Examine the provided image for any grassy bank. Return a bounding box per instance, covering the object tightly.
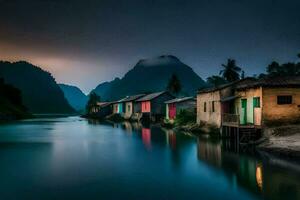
[163,110,220,137]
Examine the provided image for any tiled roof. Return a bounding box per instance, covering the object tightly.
[198,78,256,94]
[136,91,168,101]
[165,97,195,104]
[236,76,300,89]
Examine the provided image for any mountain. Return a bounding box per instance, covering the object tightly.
[92,55,206,101]
[0,61,75,114]
[0,78,29,119]
[59,84,88,112]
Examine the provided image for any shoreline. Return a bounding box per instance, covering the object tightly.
[257,125,300,161]
[82,115,300,161]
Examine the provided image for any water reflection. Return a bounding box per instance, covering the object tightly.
[196,136,300,200]
[164,129,177,150]
[255,164,263,191]
[142,128,151,149]
[91,120,300,200]
[1,118,298,200]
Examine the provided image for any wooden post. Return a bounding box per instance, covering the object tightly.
[237,127,239,152]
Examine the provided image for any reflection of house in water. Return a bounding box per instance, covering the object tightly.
[142,128,151,149]
[197,138,222,167]
[197,138,262,196]
[260,159,300,200]
[122,121,133,135]
[196,138,300,199]
[164,129,177,149]
[131,122,143,131]
[255,164,263,191]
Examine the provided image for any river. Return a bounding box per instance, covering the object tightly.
[0,117,299,200]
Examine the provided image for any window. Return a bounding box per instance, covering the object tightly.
[204,102,207,112]
[253,97,260,108]
[212,101,215,112]
[127,104,131,112]
[277,95,292,105]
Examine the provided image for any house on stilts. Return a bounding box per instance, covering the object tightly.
[165,97,196,120]
[135,91,174,122]
[112,97,128,115]
[117,94,145,119]
[89,102,113,118]
[197,76,300,143]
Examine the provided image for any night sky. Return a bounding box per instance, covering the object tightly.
[0,0,299,93]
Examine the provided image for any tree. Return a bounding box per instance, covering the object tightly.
[86,92,100,113]
[267,61,281,76]
[283,62,299,75]
[206,75,227,87]
[241,71,245,79]
[167,73,182,95]
[266,59,300,76]
[219,59,242,82]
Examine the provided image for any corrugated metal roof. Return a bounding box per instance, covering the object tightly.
[111,97,128,104]
[118,94,146,103]
[165,97,195,104]
[136,91,168,101]
[96,102,113,107]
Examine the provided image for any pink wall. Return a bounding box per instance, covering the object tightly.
[141,101,151,113]
[168,103,176,119]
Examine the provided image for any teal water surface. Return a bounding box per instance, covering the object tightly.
[0,117,299,200]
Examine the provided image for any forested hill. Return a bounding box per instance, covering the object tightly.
[59,84,88,112]
[0,78,29,119]
[0,61,75,114]
[91,55,206,101]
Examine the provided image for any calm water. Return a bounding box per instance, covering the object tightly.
[0,117,299,200]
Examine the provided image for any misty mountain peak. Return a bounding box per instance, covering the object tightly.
[135,55,182,68]
[92,55,206,101]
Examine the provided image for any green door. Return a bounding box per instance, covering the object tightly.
[241,99,247,125]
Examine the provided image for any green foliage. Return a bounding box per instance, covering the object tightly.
[0,78,29,119]
[86,92,100,113]
[206,75,227,87]
[266,54,300,76]
[219,59,242,82]
[267,62,300,76]
[167,73,182,95]
[175,109,196,126]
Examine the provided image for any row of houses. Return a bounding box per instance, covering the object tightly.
[197,76,300,140]
[90,91,196,122]
[90,76,300,141]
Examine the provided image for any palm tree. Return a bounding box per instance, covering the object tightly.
[167,73,182,96]
[219,59,242,82]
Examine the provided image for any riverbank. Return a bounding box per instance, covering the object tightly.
[257,125,300,160]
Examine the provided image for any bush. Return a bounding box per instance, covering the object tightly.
[175,109,196,126]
